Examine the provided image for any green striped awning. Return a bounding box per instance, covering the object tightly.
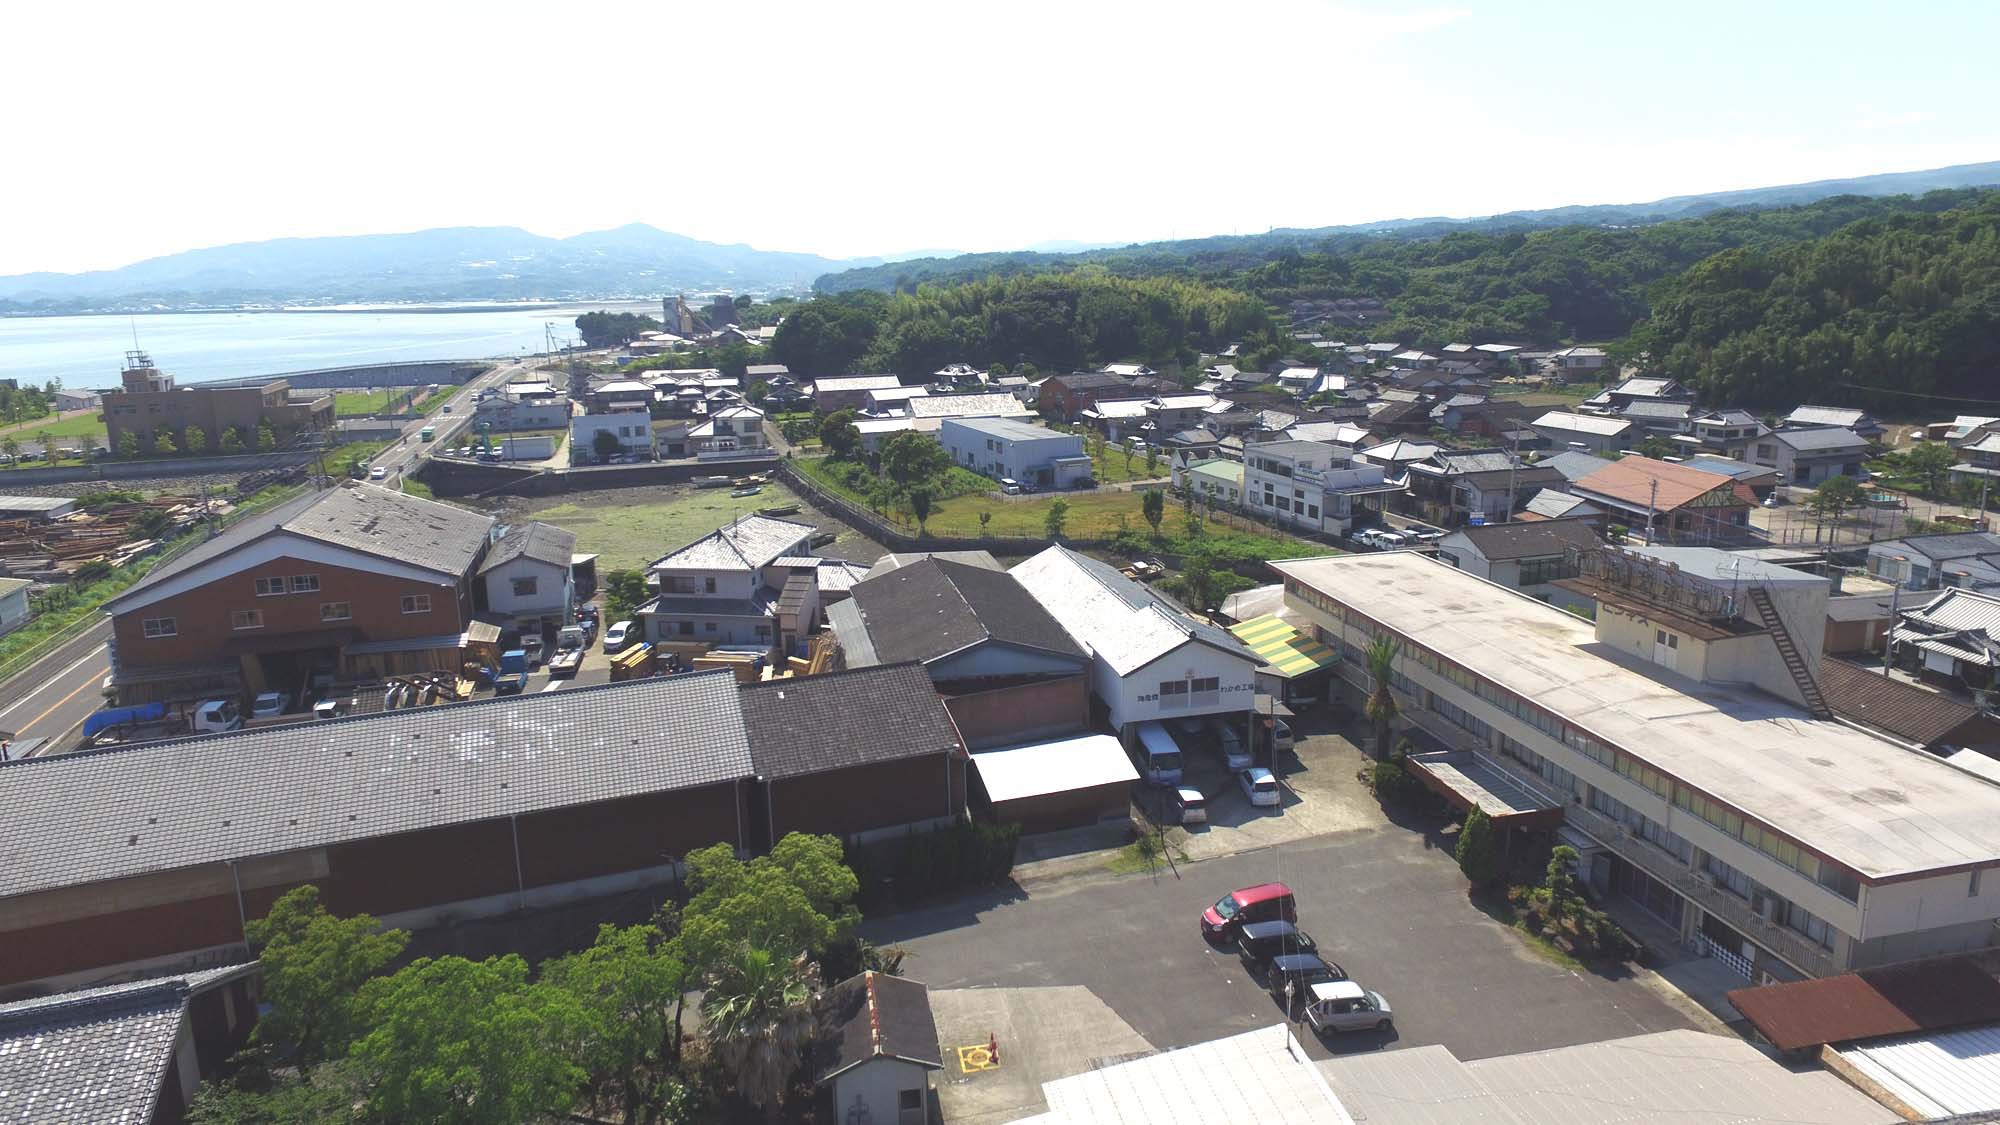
[1229,615,1338,678]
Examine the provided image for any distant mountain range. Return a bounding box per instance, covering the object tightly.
[4,160,1996,314]
[0,224,875,315]
[813,160,2000,293]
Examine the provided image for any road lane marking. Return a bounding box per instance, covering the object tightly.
[14,666,109,739]
[0,642,110,721]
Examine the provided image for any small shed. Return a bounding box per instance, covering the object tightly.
[970,733,1139,834]
[0,495,75,522]
[815,971,943,1125]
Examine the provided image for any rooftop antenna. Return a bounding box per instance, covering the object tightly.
[128,315,141,352]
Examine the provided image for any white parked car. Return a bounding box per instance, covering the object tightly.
[603,620,635,652]
[1268,717,1294,752]
[1240,767,1281,807]
[251,692,284,719]
[368,466,387,480]
[1302,980,1394,1035]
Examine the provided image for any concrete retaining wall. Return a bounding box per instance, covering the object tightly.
[0,451,318,486]
[418,454,783,499]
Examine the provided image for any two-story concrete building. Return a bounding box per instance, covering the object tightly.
[570,407,657,465]
[691,404,768,456]
[1276,547,2000,983]
[1243,439,1345,533]
[938,416,1091,489]
[639,515,816,649]
[103,482,499,704]
[473,383,572,431]
[1752,427,1873,485]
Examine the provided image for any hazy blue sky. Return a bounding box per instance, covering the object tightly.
[5,0,1995,274]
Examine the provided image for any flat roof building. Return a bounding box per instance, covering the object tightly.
[1274,549,2000,982]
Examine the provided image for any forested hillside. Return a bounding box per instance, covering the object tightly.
[770,273,1268,376]
[821,192,1995,350]
[1627,194,2000,409]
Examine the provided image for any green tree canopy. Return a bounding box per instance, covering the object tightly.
[352,954,586,1125]
[244,885,409,1069]
[879,432,951,487]
[1455,806,1500,888]
[676,833,861,974]
[603,568,650,621]
[541,924,693,1125]
[818,409,861,460]
[576,311,663,348]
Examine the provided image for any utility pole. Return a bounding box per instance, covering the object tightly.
[1884,578,1901,678]
[1644,479,1658,544]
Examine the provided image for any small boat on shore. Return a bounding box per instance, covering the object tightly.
[759,504,801,516]
[693,475,734,488]
[730,485,764,498]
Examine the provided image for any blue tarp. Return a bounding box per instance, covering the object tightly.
[84,702,167,738]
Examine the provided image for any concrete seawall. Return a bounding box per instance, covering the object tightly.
[206,360,490,391]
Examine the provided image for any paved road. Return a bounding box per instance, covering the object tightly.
[863,823,1696,1065]
[0,619,112,757]
[0,358,538,758]
[369,358,537,484]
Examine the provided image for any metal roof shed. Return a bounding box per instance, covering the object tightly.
[970,733,1138,834]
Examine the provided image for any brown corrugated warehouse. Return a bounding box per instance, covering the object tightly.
[742,664,968,844]
[0,663,963,993]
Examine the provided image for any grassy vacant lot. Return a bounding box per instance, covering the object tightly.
[521,481,863,572]
[335,389,398,416]
[0,411,108,443]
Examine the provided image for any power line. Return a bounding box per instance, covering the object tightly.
[1833,382,2000,407]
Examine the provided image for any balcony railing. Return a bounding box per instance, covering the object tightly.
[1400,706,1843,979]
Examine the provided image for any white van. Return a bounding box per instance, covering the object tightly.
[1000,478,1022,495]
[1135,721,1185,786]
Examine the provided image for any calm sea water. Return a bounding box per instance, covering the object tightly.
[0,303,657,387]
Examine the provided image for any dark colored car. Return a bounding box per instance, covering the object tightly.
[1201,882,1297,943]
[1236,921,1318,981]
[1267,952,1347,1008]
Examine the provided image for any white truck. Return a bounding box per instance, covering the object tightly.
[546,625,587,678]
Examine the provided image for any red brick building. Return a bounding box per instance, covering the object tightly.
[1035,371,1154,422]
[103,482,499,704]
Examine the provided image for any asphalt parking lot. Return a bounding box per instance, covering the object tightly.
[863,819,1697,1077]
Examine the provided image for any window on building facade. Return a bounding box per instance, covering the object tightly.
[230,609,264,631]
[704,622,718,633]
[320,602,352,622]
[1159,680,1190,708]
[254,576,287,596]
[678,621,695,636]
[704,577,717,593]
[400,594,431,614]
[511,577,538,597]
[289,574,320,593]
[1190,677,1219,706]
[142,616,177,638]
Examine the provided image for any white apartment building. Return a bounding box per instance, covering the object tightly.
[1274,548,2000,984]
[1243,439,1345,534]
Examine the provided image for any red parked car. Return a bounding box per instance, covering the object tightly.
[1201,882,1297,943]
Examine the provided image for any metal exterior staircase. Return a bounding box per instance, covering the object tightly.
[1746,586,1831,718]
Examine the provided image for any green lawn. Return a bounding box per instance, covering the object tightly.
[0,412,108,443]
[335,390,398,416]
[523,481,842,572]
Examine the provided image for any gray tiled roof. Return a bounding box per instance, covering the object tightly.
[0,964,253,1125]
[650,515,815,573]
[479,521,577,574]
[816,972,943,1082]
[1772,426,1870,453]
[845,558,1086,668]
[741,663,961,780]
[1445,518,1602,562]
[0,672,752,902]
[1537,450,1614,482]
[106,484,495,611]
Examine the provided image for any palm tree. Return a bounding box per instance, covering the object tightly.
[701,947,821,1119]
[1364,636,1400,756]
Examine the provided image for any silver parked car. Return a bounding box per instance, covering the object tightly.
[1240,767,1281,807]
[1302,980,1394,1034]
